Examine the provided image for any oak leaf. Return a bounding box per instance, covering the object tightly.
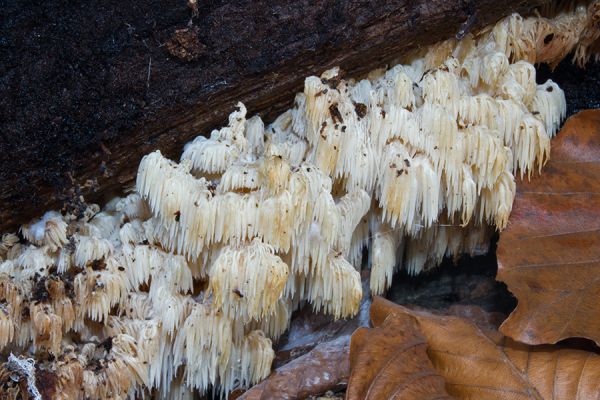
[347,297,600,400]
[497,110,600,345]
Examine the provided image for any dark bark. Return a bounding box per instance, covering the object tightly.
[0,0,550,231]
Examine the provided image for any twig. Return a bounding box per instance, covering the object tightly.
[147,57,152,90]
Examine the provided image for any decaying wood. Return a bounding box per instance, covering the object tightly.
[0,0,548,231]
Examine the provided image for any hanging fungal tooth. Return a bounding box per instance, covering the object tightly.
[115,193,152,221]
[79,334,149,399]
[334,190,371,257]
[507,60,537,105]
[404,224,444,275]
[55,248,72,274]
[209,239,289,322]
[119,292,152,321]
[0,303,14,349]
[30,302,63,355]
[137,150,204,226]
[87,211,121,240]
[119,219,147,245]
[378,142,440,232]
[245,115,266,157]
[245,298,292,341]
[347,215,370,268]
[1,4,593,398]
[421,61,461,111]
[0,233,19,260]
[181,102,249,175]
[573,1,600,66]
[259,154,292,195]
[219,330,275,395]
[5,242,23,261]
[21,211,68,251]
[47,278,75,332]
[479,170,517,230]
[304,75,339,139]
[173,303,234,393]
[424,39,458,69]
[462,125,511,191]
[514,114,551,177]
[16,244,54,271]
[492,14,535,62]
[123,243,193,297]
[217,162,261,193]
[456,164,478,226]
[0,272,21,319]
[494,99,527,147]
[421,102,458,170]
[481,51,510,87]
[74,261,127,323]
[531,80,567,137]
[74,235,113,267]
[370,223,401,295]
[152,288,193,335]
[148,250,193,297]
[264,130,309,166]
[137,151,302,257]
[308,252,362,319]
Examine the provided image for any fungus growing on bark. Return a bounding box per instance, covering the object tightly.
[1,4,598,398]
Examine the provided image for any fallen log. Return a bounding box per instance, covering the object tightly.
[0,0,550,231]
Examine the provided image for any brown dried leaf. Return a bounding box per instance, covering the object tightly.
[497,110,600,345]
[347,297,600,400]
[346,308,451,400]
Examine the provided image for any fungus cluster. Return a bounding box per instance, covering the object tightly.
[0,3,598,399]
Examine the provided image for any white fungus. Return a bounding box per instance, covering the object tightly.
[0,5,597,399]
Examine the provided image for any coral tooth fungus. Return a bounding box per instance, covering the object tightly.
[2,3,598,397]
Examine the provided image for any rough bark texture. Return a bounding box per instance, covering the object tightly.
[0,0,550,231]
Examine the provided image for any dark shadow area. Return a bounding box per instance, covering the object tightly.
[386,235,517,316]
[537,59,600,115]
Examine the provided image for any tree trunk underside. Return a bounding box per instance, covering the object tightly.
[0,0,559,231]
